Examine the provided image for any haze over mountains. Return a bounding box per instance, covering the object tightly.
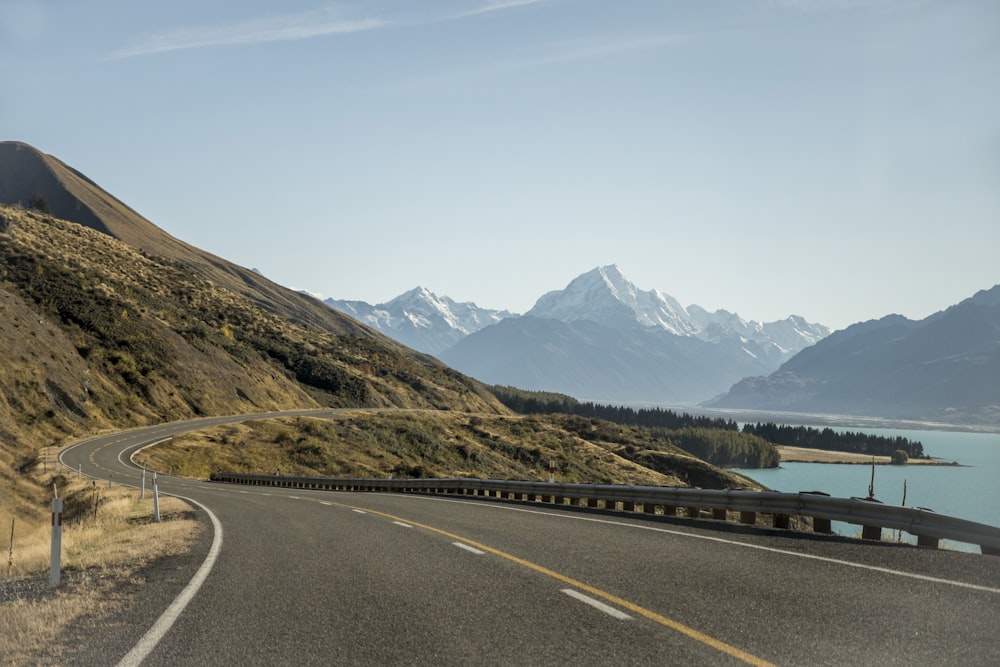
[325,266,999,427]
[708,285,1000,426]
[4,140,994,429]
[326,289,514,356]
[329,265,831,405]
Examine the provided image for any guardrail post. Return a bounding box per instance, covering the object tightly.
[687,506,701,519]
[773,514,790,529]
[712,508,727,521]
[587,497,600,509]
[799,492,831,533]
[862,525,882,541]
[622,501,635,512]
[917,535,940,549]
[740,511,756,525]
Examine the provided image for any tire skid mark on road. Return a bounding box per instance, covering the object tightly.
[319,498,775,667]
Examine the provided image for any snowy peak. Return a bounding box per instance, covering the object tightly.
[526,265,829,358]
[325,289,514,356]
[529,265,700,335]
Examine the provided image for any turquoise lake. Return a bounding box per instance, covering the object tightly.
[734,428,1000,551]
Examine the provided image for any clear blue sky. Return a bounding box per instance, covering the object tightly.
[3,0,997,330]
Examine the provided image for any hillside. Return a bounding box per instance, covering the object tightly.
[0,205,759,492]
[0,205,505,496]
[0,141,376,336]
[141,412,762,491]
[707,286,1000,426]
[0,146,763,522]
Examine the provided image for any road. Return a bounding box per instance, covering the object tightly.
[61,411,1000,666]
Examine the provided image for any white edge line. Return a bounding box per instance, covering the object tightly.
[453,542,486,555]
[116,494,223,667]
[393,521,413,528]
[352,509,367,514]
[561,589,632,620]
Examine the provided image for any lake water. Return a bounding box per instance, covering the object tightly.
[734,428,1000,551]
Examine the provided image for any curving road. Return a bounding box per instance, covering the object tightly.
[61,412,1000,666]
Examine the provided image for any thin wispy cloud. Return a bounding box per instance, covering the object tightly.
[450,0,547,20]
[378,31,688,95]
[109,7,387,59]
[512,33,689,69]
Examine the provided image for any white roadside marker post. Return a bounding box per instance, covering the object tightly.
[141,468,146,500]
[549,461,555,484]
[50,496,63,588]
[153,472,161,523]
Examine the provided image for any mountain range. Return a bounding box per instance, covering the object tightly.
[326,288,514,356]
[329,265,830,405]
[7,139,992,428]
[707,285,1000,425]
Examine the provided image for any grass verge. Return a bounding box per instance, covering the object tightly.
[0,468,201,666]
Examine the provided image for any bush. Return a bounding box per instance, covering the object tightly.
[29,194,50,214]
[891,449,909,465]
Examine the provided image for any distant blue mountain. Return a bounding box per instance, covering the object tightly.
[706,285,1000,426]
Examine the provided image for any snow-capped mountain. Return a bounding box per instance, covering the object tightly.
[528,265,829,363]
[325,288,515,356]
[324,265,830,403]
[529,265,699,335]
[439,265,831,404]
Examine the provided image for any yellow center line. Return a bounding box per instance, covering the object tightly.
[324,498,776,667]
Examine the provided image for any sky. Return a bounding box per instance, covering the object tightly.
[2,0,997,331]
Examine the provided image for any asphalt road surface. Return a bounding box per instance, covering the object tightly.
[60,411,1000,666]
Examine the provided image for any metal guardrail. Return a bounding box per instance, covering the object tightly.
[210,472,1000,556]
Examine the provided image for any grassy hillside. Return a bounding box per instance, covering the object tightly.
[0,201,761,493]
[0,141,393,335]
[0,204,506,526]
[142,412,761,490]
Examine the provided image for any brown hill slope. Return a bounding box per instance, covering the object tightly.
[0,204,504,447]
[0,141,377,335]
[0,206,758,495]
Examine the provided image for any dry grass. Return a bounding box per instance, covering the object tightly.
[144,412,763,491]
[776,446,941,465]
[0,471,201,666]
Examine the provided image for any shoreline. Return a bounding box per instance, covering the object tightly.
[775,445,958,465]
